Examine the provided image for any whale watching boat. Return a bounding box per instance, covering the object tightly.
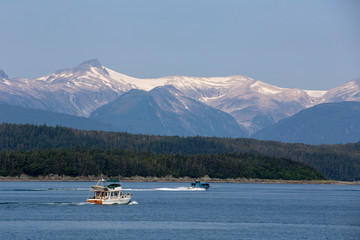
[188,180,210,190]
[86,177,132,205]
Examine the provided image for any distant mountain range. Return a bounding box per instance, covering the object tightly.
[1,59,359,143]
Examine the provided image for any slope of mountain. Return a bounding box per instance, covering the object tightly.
[253,101,360,145]
[0,103,112,131]
[90,85,248,137]
[321,78,360,102]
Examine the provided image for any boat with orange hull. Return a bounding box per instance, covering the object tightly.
[86,178,132,205]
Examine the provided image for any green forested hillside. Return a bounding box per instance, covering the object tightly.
[0,123,359,181]
[0,148,323,180]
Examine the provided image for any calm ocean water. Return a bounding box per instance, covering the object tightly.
[0,181,359,240]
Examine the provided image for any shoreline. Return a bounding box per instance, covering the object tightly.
[0,174,359,185]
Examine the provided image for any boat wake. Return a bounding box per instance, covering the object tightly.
[123,187,206,192]
[0,202,88,206]
[3,188,90,192]
[155,187,206,191]
[46,202,88,206]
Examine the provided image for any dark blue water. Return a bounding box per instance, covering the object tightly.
[0,182,359,240]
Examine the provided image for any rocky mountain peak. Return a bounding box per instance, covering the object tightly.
[0,70,9,80]
[53,59,104,75]
[71,59,104,74]
[78,59,103,68]
[66,59,109,77]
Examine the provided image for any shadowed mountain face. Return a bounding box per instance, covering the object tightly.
[90,86,248,137]
[253,101,360,145]
[0,103,112,131]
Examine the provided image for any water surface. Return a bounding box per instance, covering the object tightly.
[0,182,359,239]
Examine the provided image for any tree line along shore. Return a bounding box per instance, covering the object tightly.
[0,123,359,181]
[1,174,359,185]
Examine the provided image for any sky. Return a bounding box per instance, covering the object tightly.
[0,0,359,90]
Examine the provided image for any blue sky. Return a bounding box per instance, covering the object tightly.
[0,0,359,90]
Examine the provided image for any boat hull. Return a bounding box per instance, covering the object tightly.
[189,181,210,190]
[87,195,132,205]
[188,186,209,190]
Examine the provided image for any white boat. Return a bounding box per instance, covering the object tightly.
[86,178,132,205]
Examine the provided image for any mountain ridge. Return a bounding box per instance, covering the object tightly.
[1,59,359,137]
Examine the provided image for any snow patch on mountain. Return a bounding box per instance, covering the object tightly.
[105,67,167,91]
[304,90,327,98]
[250,81,283,95]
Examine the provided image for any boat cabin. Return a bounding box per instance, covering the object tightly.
[86,179,132,205]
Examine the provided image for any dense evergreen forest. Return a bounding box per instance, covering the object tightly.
[0,148,323,180]
[0,123,359,181]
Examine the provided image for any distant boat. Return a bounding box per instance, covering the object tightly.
[86,177,132,205]
[188,180,210,190]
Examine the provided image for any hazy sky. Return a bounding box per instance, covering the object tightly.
[0,0,359,90]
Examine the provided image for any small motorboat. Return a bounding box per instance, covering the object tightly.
[188,180,210,190]
[86,177,132,205]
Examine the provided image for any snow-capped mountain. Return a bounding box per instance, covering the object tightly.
[187,79,321,133]
[106,70,326,133]
[0,59,359,135]
[0,60,131,117]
